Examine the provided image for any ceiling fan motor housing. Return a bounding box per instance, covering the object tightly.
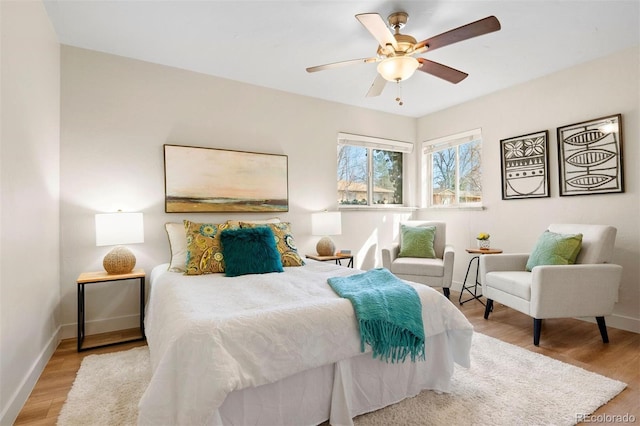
[393,33,417,54]
[388,12,409,30]
[377,31,417,57]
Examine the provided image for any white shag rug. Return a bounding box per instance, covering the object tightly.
[57,333,626,426]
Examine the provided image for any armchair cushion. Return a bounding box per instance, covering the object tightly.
[398,224,436,258]
[526,230,583,271]
[485,271,532,300]
[389,257,444,277]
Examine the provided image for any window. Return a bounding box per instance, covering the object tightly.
[337,133,412,206]
[422,129,483,207]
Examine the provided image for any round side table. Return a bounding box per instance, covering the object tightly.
[459,248,503,306]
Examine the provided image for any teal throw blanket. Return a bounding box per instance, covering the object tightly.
[328,268,425,363]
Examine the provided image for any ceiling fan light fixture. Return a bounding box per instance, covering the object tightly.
[377,56,419,82]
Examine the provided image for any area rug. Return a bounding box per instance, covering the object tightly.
[57,333,626,426]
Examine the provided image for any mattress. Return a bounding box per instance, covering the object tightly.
[138,260,473,425]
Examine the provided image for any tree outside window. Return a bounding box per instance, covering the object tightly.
[424,130,482,207]
[337,145,403,206]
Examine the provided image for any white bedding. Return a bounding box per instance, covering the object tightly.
[139,260,473,425]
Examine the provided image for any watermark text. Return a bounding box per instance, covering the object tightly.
[577,413,636,423]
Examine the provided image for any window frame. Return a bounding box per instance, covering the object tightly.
[421,128,483,209]
[337,132,413,208]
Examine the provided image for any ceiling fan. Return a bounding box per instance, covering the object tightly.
[306,12,501,98]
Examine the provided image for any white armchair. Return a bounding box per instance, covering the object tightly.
[481,224,623,346]
[382,221,454,299]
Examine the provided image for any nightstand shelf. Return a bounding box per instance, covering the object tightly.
[305,254,354,268]
[77,269,146,352]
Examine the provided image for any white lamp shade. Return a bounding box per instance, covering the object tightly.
[377,56,420,82]
[311,211,342,236]
[95,212,144,246]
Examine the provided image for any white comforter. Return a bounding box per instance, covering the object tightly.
[139,261,473,425]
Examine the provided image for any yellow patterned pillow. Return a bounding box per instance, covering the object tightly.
[184,220,233,275]
[239,222,305,267]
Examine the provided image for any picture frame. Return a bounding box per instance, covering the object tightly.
[557,114,624,196]
[164,144,289,213]
[499,130,550,200]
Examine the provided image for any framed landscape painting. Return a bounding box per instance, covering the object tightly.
[557,114,624,196]
[499,130,550,200]
[164,144,289,213]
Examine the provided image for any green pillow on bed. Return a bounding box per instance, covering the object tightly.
[220,226,284,277]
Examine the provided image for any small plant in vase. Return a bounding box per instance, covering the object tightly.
[476,233,491,249]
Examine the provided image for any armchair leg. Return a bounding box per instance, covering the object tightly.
[443,288,450,299]
[596,316,609,343]
[484,299,493,319]
[533,318,542,346]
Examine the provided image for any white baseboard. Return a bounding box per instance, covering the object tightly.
[580,314,640,334]
[3,315,144,424]
[60,313,142,340]
[0,326,61,426]
[452,279,476,293]
[609,314,640,333]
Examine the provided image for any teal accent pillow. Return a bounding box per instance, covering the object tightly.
[398,225,436,258]
[526,230,583,271]
[220,227,284,277]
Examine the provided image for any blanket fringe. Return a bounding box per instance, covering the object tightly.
[360,319,426,363]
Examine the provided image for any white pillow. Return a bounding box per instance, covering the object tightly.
[165,222,188,272]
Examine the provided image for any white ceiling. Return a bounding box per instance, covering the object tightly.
[43,1,639,118]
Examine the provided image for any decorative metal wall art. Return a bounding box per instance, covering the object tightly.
[557,114,624,196]
[500,130,550,200]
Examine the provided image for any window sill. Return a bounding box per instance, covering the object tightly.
[338,205,418,212]
[420,205,486,211]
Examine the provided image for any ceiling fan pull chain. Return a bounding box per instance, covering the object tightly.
[395,82,404,106]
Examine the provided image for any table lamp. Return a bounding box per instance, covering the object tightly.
[95,211,144,274]
[311,211,342,256]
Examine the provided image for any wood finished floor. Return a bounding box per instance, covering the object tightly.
[14,293,639,425]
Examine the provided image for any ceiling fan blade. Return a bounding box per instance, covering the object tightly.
[306,57,378,73]
[415,16,501,53]
[417,58,468,83]
[366,74,387,97]
[356,13,398,50]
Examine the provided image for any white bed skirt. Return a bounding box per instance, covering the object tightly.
[217,330,470,426]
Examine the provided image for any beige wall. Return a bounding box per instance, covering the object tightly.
[416,47,640,332]
[0,1,61,423]
[59,46,417,338]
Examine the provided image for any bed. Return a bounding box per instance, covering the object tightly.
[138,258,473,425]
